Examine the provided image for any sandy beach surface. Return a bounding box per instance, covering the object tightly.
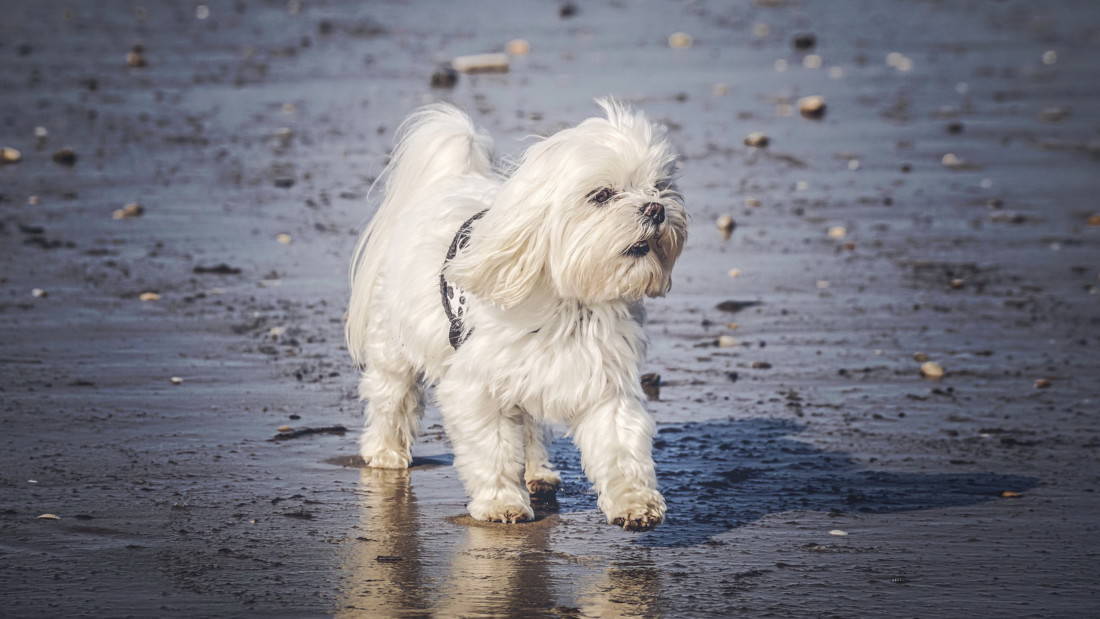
[2,1,1099,616]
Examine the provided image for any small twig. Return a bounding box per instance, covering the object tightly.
[268,425,348,441]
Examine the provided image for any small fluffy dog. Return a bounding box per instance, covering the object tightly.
[346,99,686,530]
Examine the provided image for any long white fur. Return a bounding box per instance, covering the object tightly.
[346,99,686,529]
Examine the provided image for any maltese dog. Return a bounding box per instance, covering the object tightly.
[345,99,686,530]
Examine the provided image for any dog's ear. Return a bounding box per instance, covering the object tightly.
[446,201,548,309]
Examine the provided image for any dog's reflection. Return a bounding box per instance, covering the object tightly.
[337,467,660,618]
[337,468,430,617]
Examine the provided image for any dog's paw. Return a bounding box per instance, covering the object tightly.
[360,449,410,469]
[606,491,666,532]
[525,469,562,497]
[468,497,534,524]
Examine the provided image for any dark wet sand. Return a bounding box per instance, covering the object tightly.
[2,1,1099,616]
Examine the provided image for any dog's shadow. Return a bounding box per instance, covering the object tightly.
[545,417,1036,547]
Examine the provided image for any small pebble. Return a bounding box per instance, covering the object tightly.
[31,288,47,298]
[913,352,929,362]
[920,361,945,379]
[430,65,458,88]
[802,54,822,69]
[1000,490,1022,498]
[1,146,22,164]
[716,215,736,239]
[276,233,292,244]
[745,197,761,207]
[195,4,210,19]
[828,529,848,536]
[112,202,144,219]
[827,226,847,239]
[559,2,577,18]
[34,126,48,138]
[505,39,530,56]
[1039,107,1069,123]
[37,513,61,520]
[712,83,729,96]
[1034,378,1051,389]
[718,335,738,348]
[886,52,913,72]
[639,373,661,401]
[1041,50,1057,65]
[139,291,161,301]
[949,278,965,289]
[941,153,963,168]
[277,425,294,433]
[52,147,77,166]
[126,44,146,67]
[1087,214,1100,227]
[169,376,183,385]
[726,322,739,330]
[798,95,826,119]
[668,32,693,49]
[728,268,742,278]
[792,33,816,50]
[743,132,770,148]
[751,361,772,369]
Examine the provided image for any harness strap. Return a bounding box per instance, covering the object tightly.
[439,209,488,349]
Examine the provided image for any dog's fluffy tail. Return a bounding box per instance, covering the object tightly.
[346,104,494,368]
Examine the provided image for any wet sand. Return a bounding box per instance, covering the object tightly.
[2,1,1099,616]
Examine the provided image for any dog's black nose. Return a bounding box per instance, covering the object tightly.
[641,202,665,224]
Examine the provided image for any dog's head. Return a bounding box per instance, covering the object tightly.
[448,98,687,308]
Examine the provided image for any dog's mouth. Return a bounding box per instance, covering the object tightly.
[623,240,651,257]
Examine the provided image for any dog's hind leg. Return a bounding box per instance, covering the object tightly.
[437,380,533,523]
[357,343,422,469]
[521,412,561,497]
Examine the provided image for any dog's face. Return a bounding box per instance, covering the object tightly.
[448,99,687,308]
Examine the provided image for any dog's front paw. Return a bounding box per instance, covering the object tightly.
[468,496,534,524]
[606,490,666,531]
[360,448,410,469]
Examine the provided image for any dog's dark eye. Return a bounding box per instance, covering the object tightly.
[587,187,615,205]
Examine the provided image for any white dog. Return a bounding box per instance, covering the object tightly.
[345,99,686,530]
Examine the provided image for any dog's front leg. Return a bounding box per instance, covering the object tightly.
[437,380,534,523]
[573,398,665,531]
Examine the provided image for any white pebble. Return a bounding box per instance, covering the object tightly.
[1042,50,1057,65]
[828,529,848,536]
[505,39,530,56]
[31,288,47,298]
[802,54,822,69]
[668,32,694,49]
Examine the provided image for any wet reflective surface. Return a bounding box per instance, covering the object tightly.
[3,0,1099,616]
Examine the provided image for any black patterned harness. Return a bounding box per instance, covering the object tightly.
[440,209,488,349]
